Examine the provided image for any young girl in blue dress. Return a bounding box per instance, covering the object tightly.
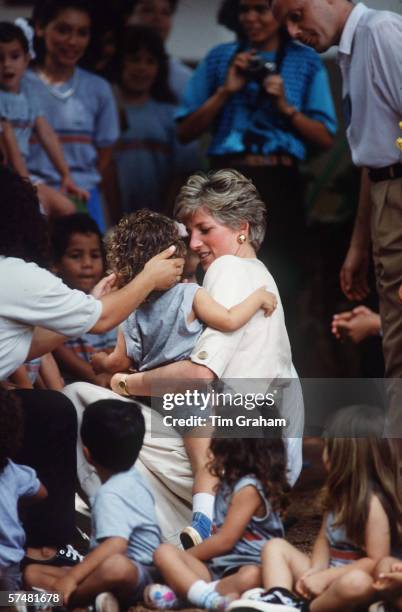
[25,0,120,231]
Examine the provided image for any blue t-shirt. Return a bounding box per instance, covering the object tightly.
[176,41,337,159]
[0,90,43,159]
[123,283,204,371]
[114,97,200,213]
[209,474,284,576]
[23,68,119,190]
[90,468,161,566]
[0,460,40,567]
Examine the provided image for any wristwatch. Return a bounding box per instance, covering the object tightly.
[117,374,130,396]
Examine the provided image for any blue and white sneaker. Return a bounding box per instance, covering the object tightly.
[227,587,309,612]
[179,512,212,549]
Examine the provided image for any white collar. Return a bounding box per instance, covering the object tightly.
[338,2,369,56]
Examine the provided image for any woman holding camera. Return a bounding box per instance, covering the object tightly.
[176,0,337,351]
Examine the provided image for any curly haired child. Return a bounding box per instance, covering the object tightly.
[91,209,278,548]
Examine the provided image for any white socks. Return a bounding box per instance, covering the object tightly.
[193,492,215,520]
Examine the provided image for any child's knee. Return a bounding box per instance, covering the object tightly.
[236,565,261,589]
[335,570,373,600]
[153,543,177,567]
[262,537,288,561]
[100,554,137,583]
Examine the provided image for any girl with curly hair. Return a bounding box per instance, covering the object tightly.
[231,404,402,612]
[144,435,289,610]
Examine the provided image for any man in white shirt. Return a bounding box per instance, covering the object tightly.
[271,0,402,391]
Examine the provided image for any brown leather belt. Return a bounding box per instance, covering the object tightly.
[368,163,402,183]
[212,153,296,168]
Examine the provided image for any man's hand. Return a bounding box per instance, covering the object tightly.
[91,273,117,299]
[331,306,381,343]
[340,245,370,301]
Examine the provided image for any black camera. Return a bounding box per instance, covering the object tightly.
[242,55,277,84]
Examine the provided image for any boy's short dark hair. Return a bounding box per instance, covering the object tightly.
[49,213,103,263]
[81,399,145,472]
[0,22,29,54]
[0,390,24,472]
[126,0,178,16]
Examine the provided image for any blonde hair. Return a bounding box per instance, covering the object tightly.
[174,169,267,251]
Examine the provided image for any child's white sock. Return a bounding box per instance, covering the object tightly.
[193,493,215,520]
[187,580,226,610]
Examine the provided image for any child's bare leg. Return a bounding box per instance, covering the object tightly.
[261,538,310,591]
[217,565,262,596]
[154,544,211,597]
[181,437,216,547]
[24,565,69,591]
[310,569,374,612]
[69,554,139,608]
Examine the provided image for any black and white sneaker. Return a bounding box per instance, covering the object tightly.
[228,587,308,612]
[22,544,84,568]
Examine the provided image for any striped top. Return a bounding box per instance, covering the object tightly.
[23,68,119,190]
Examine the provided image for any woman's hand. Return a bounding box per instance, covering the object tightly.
[224,51,254,94]
[144,246,184,290]
[263,74,291,114]
[91,273,117,299]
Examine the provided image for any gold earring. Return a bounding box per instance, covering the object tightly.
[237,234,246,244]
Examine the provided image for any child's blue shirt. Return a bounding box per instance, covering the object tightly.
[0,90,43,159]
[0,460,40,567]
[90,468,161,566]
[23,68,119,190]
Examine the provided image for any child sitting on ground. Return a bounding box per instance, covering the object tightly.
[91,209,277,547]
[229,404,402,612]
[0,389,47,591]
[25,399,161,611]
[50,213,117,387]
[145,435,289,610]
[0,22,87,216]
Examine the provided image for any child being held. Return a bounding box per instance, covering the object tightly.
[25,399,161,610]
[229,404,402,612]
[50,213,117,387]
[0,22,87,216]
[0,389,47,591]
[145,435,289,610]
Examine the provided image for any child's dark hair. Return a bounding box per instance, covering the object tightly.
[118,25,176,103]
[0,166,50,267]
[123,0,179,20]
[322,404,402,548]
[0,390,24,472]
[49,213,104,263]
[209,437,290,514]
[0,22,29,54]
[81,399,145,472]
[32,0,93,65]
[106,209,186,287]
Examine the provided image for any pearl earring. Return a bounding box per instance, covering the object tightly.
[237,234,246,244]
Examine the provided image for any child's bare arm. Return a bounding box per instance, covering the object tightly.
[9,365,34,389]
[38,353,64,390]
[53,344,110,387]
[365,495,391,561]
[91,331,132,374]
[193,287,277,333]
[20,483,48,506]
[34,117,88,200]
[53,537,127,605]
[1,120,30,177]
[186,485,263,561]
